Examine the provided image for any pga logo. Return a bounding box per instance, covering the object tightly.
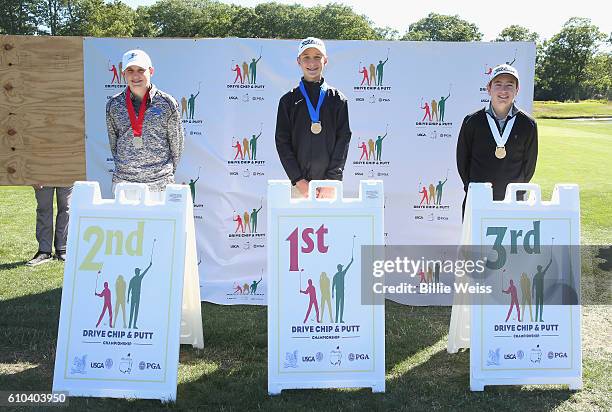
[348,353,370,361]
[139,361,162,370]
[549,351,568,359]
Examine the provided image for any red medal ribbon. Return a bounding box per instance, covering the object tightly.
[126,87,150,137]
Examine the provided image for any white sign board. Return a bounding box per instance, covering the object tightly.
[450,183,582,391]
[267,180,385,394]
[53,182,202,401]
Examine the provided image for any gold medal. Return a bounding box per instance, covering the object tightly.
[495,146,506,159]
[311,122,322,134]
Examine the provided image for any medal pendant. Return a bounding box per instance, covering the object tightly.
[495,146,506,159]
[311,122,322,134]
[133,135,143,148]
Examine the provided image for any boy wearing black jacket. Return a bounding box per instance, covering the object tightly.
[275,37,352,198]
[456,64,538,215]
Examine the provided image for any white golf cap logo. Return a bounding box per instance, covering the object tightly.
[122,49,153,71]
[298,37,327,57]
[489,64,519,85]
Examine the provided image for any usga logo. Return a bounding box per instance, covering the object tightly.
[302,355,316,363]
[90,361,105,369]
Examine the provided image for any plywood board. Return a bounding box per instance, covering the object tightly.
[0,35,85,185]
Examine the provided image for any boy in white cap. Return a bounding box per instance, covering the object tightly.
[106,49,184,196]
[275,37,352,198]
[456,64,538,215]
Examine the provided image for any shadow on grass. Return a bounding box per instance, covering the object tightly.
[595,245,612,271]
[0,295,577,411]
[0,260,29,270]
[384,348,573,412]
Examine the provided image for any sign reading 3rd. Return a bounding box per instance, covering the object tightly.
[79,221,147,271]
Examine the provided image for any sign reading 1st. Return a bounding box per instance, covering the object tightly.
[286,225,329,271]
[78,222,146,271]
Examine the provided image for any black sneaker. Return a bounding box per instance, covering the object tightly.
[26,251,53,267]
[55,251,67,262]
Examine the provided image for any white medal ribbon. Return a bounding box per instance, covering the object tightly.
[486,112,516,149]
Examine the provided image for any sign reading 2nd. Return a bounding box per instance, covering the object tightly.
[286,224,329,271]
[78,221,145,271]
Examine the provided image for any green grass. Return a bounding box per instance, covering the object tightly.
[532,119,612,244]
[533,100,612,119]
[1,117,611,410]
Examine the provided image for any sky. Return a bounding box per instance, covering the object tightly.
[122,0,612,41]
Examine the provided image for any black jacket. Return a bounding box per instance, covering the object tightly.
[456,107,538,201]
[275,78,352,184]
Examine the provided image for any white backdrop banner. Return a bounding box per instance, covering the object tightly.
[83,37,536,305]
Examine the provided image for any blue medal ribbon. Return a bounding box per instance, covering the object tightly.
[298,80,328,124]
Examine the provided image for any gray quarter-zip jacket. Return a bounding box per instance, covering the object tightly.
[106,84,185,191]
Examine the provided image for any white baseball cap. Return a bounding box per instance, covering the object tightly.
[297,37,327,57]
[489,64,519,85]
[122,49,153,71]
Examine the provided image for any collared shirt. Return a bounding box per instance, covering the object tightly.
[456,107,538,202]
[486,103,519,134]
[131,91,152,113]
[106,84,184,191]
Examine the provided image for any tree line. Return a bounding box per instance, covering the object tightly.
[2,0,610,100]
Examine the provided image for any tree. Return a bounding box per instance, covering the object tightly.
[139,1,381,40]
[132,5,157,37]
[39,0,64,35]
[581,52,612,100]
[33,0,136,36]
[140,0,203,37]
[535,17,606,100]
[401,13,482,41]
[374,26,400,41]
[236,2,379,40]
[496,25,539,42]
[307,3,379,40]
[0,0,40,34]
